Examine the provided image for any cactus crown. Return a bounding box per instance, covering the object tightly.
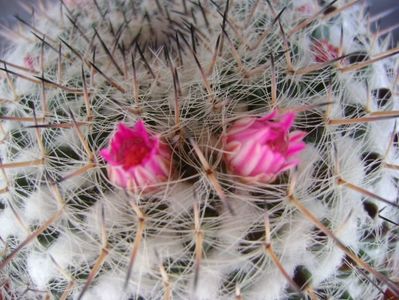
[0,0,398,299]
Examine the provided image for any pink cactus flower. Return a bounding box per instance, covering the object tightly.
[100,121,171,193]
[223,111,306,184]
[312,39,339,63]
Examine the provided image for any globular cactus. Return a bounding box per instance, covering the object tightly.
[0,0,398,299]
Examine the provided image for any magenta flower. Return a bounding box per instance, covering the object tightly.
[100,121,171,193]
[223,111,306,184]
[312,39,339,63]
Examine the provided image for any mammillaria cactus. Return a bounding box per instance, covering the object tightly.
[0,0,398,299]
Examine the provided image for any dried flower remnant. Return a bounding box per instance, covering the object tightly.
[296,3,316,16]
[223,111,306,184]
[23,55,37,71]
[100,121,171,193]
[312,39,339,63]
[63,0,84,6]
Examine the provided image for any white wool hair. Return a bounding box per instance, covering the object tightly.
[23,188,59,224]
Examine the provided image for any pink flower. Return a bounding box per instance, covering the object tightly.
[100,121,171,193]
[223,111,306,184]
[312,39,339,63]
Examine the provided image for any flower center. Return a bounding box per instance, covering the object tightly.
[265,127,289,154]
[120,139,151,169]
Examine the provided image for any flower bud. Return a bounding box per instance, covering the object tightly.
[223,111,306,184]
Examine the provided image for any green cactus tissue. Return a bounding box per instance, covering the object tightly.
[0,0,398,299]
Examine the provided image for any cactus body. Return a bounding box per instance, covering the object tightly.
[0,1,398,299]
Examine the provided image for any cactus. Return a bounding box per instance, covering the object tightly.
[0,0,398,299]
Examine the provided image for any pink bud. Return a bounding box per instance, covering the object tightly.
[312,39,339,63]
[100,121,171,193]
[223,111,306,184]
